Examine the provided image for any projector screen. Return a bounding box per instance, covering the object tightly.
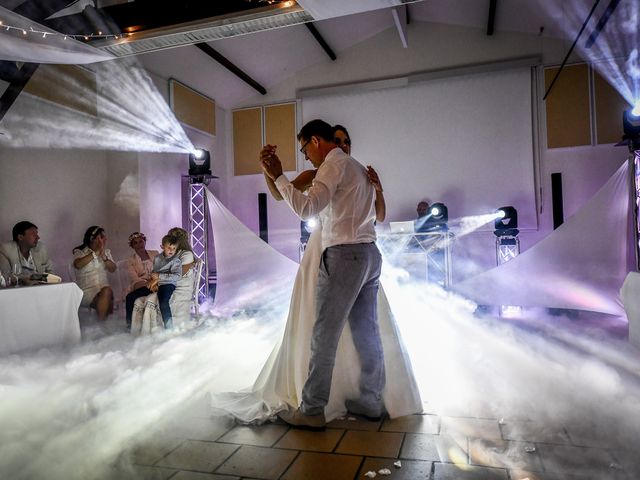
[301,67,537,229]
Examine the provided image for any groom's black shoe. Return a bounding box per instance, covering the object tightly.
[345,399,384,422]
[277,407,326,431]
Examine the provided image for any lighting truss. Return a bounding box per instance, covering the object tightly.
[634,151,640,269]
[496,236,520,265]
[496,235,521,317]
[189,183,208,303]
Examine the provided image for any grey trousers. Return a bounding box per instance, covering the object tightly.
[301,242,385,415]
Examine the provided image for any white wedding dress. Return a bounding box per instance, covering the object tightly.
[211,224,423,423]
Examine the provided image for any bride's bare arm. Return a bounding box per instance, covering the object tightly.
[292,170,316,192]
[264,172,284,200]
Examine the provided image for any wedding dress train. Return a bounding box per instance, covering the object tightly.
[209,202,422,422]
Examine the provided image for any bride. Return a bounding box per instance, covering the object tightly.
[211,125,422,423]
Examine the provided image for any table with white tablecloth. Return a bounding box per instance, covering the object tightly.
[621,272,640,348]
[0,282,83,355]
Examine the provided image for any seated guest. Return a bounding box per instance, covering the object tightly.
[72,226,116,321]
[415,200,431,233]
[417,201,430,219]
[131,227,195,334]
[149,234,182,329]
[124,232,158,329]
[0,221,56,285]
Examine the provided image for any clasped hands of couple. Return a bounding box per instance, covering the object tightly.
[260,144,283,181]
[259,143,383,192]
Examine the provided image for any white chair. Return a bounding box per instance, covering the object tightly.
[107,263,124,313]
[114,259,131,309]
[191,259,204,320]
[67,262,77,283]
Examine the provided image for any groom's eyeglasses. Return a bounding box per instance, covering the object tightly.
[299,140,311,155]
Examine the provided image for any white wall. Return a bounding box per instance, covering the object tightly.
[0,148,113,280]
[137,127,220,241]
[0,19,628,283]
[214,20,629,278]
[134,69,224,273]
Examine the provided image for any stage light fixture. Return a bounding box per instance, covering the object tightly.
[623,103,640,152]
[188,148,213,185]
[494,206,521,317]
[304,218,317,231]
[424,202,448,231]
[494,206,519,235]
[301,218,317,241]
[189,148,211,176]
[299,217,318,259]
[625,101,640,269]
[415,202,448,233]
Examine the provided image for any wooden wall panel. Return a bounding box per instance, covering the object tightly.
[170,79,216,136]
[594,70,628,145]
[265,103,296,172]
[544,64,591,148]
[233,107,263,176]
[24,65,97,117]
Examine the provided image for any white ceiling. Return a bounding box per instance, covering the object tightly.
[136,0,578,109]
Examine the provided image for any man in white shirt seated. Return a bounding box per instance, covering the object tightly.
[0,221,56,285]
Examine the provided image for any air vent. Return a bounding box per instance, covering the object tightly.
[94,7,313,57]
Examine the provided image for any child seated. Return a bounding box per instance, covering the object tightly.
[149,234,182,329]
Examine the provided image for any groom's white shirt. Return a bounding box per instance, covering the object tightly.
[275,147,376,250]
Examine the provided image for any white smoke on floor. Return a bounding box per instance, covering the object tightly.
[0,312,285,480]
[2,235,640,478]
[383,271,640,475]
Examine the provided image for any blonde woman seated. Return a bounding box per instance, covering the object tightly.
[124,232,159,329]
[130,227,196,335]
[72,226,116,321]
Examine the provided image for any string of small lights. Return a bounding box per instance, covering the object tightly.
[0,0,295,42]
[0,19,127,41]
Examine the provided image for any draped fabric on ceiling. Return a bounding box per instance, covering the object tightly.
[454,161,630,316]
[206,189,299,315]
[0,6,112,64]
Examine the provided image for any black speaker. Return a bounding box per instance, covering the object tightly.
[551,172,564,229]
[258,193,268,243]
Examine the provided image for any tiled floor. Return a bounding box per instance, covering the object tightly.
[86,313,638,480]
[113,404,638,480]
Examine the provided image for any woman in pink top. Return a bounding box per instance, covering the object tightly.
[124,232,158,329]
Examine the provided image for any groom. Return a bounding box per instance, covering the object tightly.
[260,119,385,429]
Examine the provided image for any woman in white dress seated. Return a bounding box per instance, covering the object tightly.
[72,226,117,321]
[130,227,196,334]
[213,125,421,423]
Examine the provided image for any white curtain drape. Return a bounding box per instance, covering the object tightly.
[454,160,631,315]
[206,190,299,315]
[0,6,113,64]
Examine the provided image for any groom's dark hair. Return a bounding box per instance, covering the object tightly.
[297,119,334,143]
